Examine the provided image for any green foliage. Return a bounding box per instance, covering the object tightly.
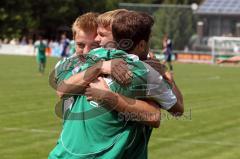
[0,0,202,40]
[0,0,33,39]
[151,6,196,50]
[0,0,120,39]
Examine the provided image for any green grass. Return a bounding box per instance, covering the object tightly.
[0,55,239,159]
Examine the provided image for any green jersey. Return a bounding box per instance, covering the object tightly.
[49,48,149,159]
[54,54,84,84]
[34,41,47,62]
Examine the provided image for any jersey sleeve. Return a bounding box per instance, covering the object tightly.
[143,62,177,110]
[54,58,74,85]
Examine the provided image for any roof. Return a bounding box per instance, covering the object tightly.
[196,0,240,16]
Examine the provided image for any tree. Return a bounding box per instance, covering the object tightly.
[0,0,201,41]
[0,0,120,40]
[151,1,196,50]
[0,0,36,39]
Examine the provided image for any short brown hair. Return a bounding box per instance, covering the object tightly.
[112,11,154,52]
[97,9,128,29]
[72,12,99,39]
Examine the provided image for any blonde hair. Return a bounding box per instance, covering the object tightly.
[72,12,99,39]
[97,9,128,28]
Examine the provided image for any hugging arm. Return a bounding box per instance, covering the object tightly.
[145,60,184,116]
[85,77,161,128]
[57,58,131,98]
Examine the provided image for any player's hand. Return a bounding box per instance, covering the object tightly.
[56,90,64,98]
[144,59,167,75]
[85,77,110,101]
[163,71,174,84]
[101,59,132,85]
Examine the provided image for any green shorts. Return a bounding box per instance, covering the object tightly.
[37,56,46,63]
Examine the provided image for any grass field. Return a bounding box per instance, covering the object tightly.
[0,55,239,159]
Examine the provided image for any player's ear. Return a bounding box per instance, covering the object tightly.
[138,40,147,52]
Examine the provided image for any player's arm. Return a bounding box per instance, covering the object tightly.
[56,60,103,97]
[148,51,155,59]
[144,60,184,116]
[57,59,132,98]
[33,44,37,56]
[85,77,161,128]
[163,72,184,116]
[108,94,161,128]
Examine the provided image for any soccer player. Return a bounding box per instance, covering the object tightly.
[60,33,70,58]
[86,10,184,158]
[162,34,173,71]
[34,35,47,75]
[52,12,100,117]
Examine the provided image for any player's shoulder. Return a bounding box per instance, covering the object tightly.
[87,47,111,61]
[43,40,48,46]
[88,47,103,54]
[55,54,76,69]
[126,54,146,69]
[34,40,40,46]
[88,48,127,58]
[124,54,150,79]
[142,62,159,74]
[126,54,139,62]
[167,39,171,44]
[142,62,163,83]
[55,59,65,70]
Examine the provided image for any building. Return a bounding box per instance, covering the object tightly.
[196,0,240,37]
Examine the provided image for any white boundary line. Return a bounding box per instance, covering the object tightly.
[150,137,240,147]
[1,127,58,134]
[2,127,240,147]
[1,108,50,116]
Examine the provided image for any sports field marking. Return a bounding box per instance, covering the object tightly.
[1,108,50,116]
[151,137,240,147]
[1,127,58,134]
[2,127,240,147]
[206,76,221,80]
[180,75,221,81]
